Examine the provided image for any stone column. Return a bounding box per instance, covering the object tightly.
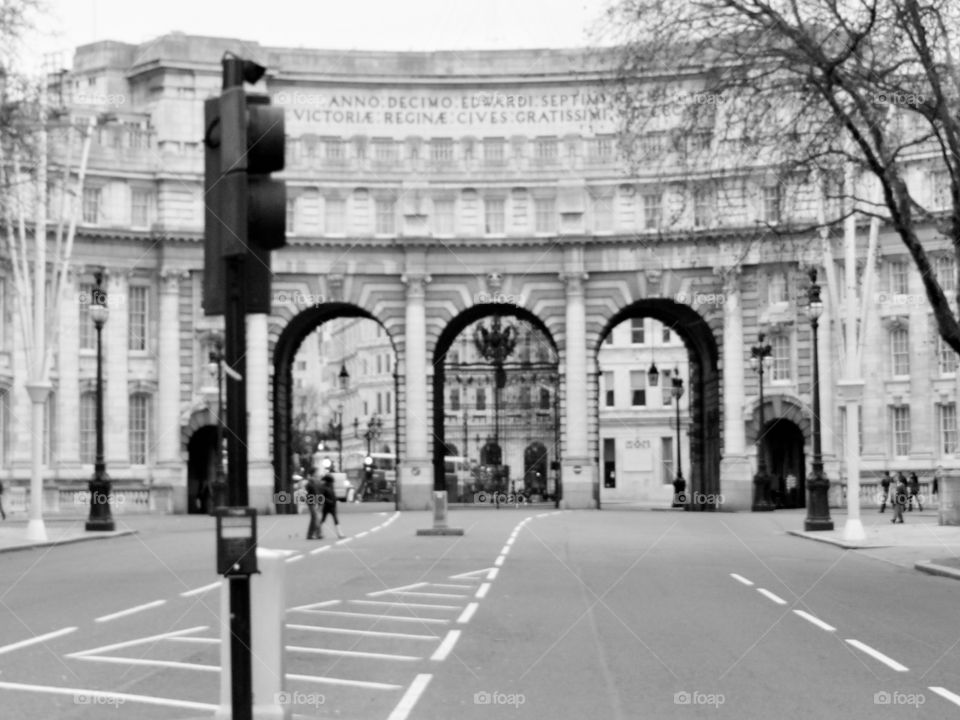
[718,267,751,510]
[400,271,432,510]
[559,268,596,509]
[105,270,130,467]
[246,312,273,511]
[155,269,184,489]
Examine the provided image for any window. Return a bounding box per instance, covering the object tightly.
[603,371,615,407]
[643,192,661,230]
[129,393,149,465]
[639,132,664,157]
[770,334,791,381]
[660,368,673,405]
[79,392,96,463]
[661,437,674,485]
[373,139,398,163]
[936,255,956,294]
[483,138,505,164]
[431,138,453,163]
[940,403,958,455]
[354,138,367,160]
[891,405,911,456]
[79,283,96,350]
[593,195,614,232]
[325,139,345,161]
[889,260,909,295]
[450,388,460,411]
[604,331,614,345]
[938,334,958,375]
[891,327,910,376]
[377,392,382,414]
[82,187,101,224]
[462,139,475,161]
[768,272,788,304]
[131,189,150,227]
[325,198,346,234]
[286,197,296,234]
[630,370,647,406]
[932,170,951,209]
[693,185,714,228]
[375,198,396,234]
[631,318,645,344]
[476,388,486,411]
[534,198,556,233]
[588,135,614,163]
[519,386,532,409]
[763,185,781,224]
[128,285,148,351]
[386,392,391,414]
[484,198,505,234]
[662,326,671,344]
[539,388,551,410]
[434,199,455,235]
[534,137,558,162]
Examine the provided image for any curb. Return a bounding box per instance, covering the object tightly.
[785,530,890,550]
[914,561,960,581]
[0,529,138,554]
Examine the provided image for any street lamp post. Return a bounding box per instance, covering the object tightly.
[336,405,344,472]
[671,370,686,508]
[86,270,114,531]
[365,413,383,455]
[750,333,775,511]
[207,339,227,512]
[474,315,518,489]
[804,268,834,531]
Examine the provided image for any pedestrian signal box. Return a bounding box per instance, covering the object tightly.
[216,507,259,576]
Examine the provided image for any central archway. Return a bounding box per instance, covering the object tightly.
[597,299,721,510]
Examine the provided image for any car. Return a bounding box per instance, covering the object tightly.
[328,472,357,503]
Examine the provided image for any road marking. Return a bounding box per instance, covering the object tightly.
[505,537,515,546]
[351,600,463,611]
[500,544,511,555]
[458,603,478,624]
[487,568,498,580]
[356,531,369,538]
[180,581,221,598]
[729,573,753,586]
[929,686,960,707]
[336,537,354,545]
[845,639,909,672]
[756,588,787,605]
[0,627,76,655]
[286,624,438,640]
[95,599,166,623]
[0,681,218,711]
[368,582,428,597]
[429,583,475,590]
[309,545,331,555]
[430,630,461,661]
[72,655,219,672]
[381,591,469,599]
[449,568,494,580]
[291,610,450,624]
[793,610,835,632]
[167,636,219,645]
[288,672,402,690]
[476,583,491,599]
[387,673,432,720]
[370,526,381,532]
[287,645,420,661]
[288,600,341,612]
[494,555,505,566]
[67,626,207,658]
[285,554,304,564]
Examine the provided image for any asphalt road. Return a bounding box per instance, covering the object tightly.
[0,507,958,719]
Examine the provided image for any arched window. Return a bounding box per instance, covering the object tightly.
[129,393,151,466]
[80,392,96,464]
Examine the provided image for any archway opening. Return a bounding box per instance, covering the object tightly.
[186,425,218,514]
[762,418,806,509]
[596,299,720,510]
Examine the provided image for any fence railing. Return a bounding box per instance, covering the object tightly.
[3,484,174,518]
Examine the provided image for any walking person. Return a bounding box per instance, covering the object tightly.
[891,473,907,524]
[305,471,323,540]
[879,471,892,513]
[908,472,922,512]
[318,474,345,539]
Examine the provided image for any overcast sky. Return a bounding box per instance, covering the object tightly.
[29,0,616,65]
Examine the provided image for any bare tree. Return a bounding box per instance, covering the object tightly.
[602,0,960,350]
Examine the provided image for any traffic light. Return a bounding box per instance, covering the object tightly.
[203,59,286,316]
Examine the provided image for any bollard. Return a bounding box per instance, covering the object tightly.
[416,491,464,536]
[215,548,293,720]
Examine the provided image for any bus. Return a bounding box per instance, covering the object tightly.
[444,456,471,500]
[352,452,397,502]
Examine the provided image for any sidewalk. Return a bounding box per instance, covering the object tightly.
[785,508,960,580]
[0,517,137,554]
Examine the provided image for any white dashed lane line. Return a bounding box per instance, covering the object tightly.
[0,627,77,655]
[845,639,909,672]
[929,687,960,708]
[729,573,754,586]
[792,610,835,632]
[95,600,167,624]
[756,588,787,605]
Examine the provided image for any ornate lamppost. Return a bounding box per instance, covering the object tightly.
[474,315,518,489]
[804,268,834,530]
[671,369,686,508]
[207,338,227,511]
[85,270,114,531]
[365,413,383,455]
[750,333,775,511]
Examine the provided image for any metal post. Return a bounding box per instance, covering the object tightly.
[752,334,774,511]
[805,269,834,530]
[86,272,114,531]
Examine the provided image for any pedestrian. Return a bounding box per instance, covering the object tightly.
[318,474,345,539]
[879,471,892,513]
[891,473,907,524]
[908,472,922,512]
[934,466,942,499]
[0,478,5,520]
[305,471,323,539]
